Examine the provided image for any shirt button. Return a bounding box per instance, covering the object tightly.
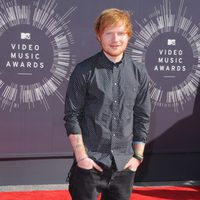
[111,150,114,153]
[114,100,117,103]
[113,117,117,120]
[113,134,116,137]
[114,82,117,86]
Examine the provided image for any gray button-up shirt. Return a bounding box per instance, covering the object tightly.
[64,51,151,170]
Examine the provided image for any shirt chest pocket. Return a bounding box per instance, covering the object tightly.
[124,85,139,107]
[122,86,138,119]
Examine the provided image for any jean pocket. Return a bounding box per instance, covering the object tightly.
[124,168,136,173]
[76,165,95,173]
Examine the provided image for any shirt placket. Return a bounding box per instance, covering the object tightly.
[110,64,120,155]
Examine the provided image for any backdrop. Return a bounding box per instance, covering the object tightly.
[0,0,199,172]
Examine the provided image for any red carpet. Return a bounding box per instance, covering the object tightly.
[0,186,199,200]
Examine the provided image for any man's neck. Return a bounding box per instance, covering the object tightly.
[103,51,123,63]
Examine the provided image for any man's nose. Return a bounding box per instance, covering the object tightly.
[111,33,120,41]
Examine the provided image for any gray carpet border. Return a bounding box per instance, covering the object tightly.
[0,180,200,192]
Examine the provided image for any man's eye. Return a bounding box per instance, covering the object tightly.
[106,32,112,35]
[118,32,125,36]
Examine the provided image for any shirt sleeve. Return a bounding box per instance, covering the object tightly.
[133,65,151,143]
[63,64,87,136]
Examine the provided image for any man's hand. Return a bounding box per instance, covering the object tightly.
[123,157,141,172]
[77,157,103,172]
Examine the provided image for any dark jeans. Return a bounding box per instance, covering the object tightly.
[68,161,135,200]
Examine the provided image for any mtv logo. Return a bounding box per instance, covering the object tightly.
[167,39,176,46]
[21,33,31,40]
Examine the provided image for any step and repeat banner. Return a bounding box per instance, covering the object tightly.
[0,0,199,158]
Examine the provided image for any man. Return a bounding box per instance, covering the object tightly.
[64,8,151,200]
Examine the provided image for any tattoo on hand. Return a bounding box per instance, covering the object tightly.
[75,136,83,149]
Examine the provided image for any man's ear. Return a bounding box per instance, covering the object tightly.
[96,34,100,41]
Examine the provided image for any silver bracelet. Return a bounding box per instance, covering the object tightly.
[77,157,88,163]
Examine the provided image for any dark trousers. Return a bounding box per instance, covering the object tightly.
[68,162,135,200]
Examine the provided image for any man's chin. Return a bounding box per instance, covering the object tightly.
[107,51,123,57]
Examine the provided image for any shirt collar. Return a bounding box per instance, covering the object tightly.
[97,51,124,69]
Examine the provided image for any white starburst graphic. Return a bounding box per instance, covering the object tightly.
[127,0,200,112]
[0,0,76,111]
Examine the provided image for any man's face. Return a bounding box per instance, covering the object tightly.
[97,23,130,61]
